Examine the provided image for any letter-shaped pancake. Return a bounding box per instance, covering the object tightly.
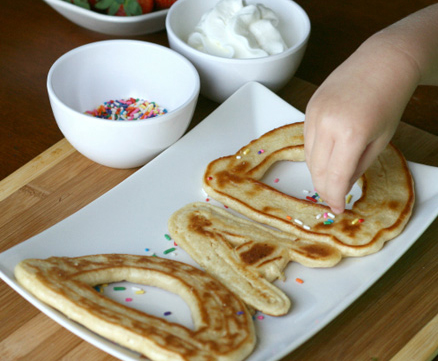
[169,202,342,316]
[203,122,415,257]
[15,254,256,361]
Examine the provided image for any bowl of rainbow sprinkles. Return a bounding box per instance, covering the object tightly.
[47,39,200,169]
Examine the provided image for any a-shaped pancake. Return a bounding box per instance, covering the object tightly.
[15,254,256,361]
[203,122,414,257]
[168,202,342,316]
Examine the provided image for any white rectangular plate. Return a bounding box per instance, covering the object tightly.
[1,82,438,361]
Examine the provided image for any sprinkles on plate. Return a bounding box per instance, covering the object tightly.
[164,247,176,255]
[85,98,168,121]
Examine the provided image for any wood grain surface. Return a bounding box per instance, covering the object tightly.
[0,77,437,361]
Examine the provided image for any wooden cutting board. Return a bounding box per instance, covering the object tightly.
[0,78,437,361]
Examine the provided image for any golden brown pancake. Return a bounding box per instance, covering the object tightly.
[203,122,415,257]
[168,202,342,316]
[15,254,256,361]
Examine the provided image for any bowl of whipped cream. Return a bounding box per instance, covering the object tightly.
[166,0,310,103]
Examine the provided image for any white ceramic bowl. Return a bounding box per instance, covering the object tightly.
[44,0,168,36]
[47,40,200,169]
[166,0,310,103]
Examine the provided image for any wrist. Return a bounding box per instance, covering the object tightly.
[366,4,438,86]
[352,33,420,105]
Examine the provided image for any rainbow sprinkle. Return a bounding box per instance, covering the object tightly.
[113,286,126,291]
[164,247,176,255]
[94,285,104,293]
[352,218,364,225]
[85,98,167,121]
[132,286,145,294]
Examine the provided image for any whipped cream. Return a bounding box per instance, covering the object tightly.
[188,0,287,59]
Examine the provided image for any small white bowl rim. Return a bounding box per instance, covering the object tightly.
[166,0,311,64]
[44,0,168,24]
[47,39,200,128]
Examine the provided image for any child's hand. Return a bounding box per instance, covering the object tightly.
[304,4,438,214]
[304,35,419,214]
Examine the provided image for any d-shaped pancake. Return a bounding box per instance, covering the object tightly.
[15,254,256,361]
[203,122,415,257]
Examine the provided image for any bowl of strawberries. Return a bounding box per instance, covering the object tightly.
[44,0,177,35]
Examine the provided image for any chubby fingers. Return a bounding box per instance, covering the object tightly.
[305,117,393,215]
[305,124,368,214]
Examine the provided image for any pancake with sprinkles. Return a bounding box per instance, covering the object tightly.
[15,254,256,361]
[202,122,415,257]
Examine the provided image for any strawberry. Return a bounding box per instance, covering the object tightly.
[95,0,154,16]
[154,0,177,10]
